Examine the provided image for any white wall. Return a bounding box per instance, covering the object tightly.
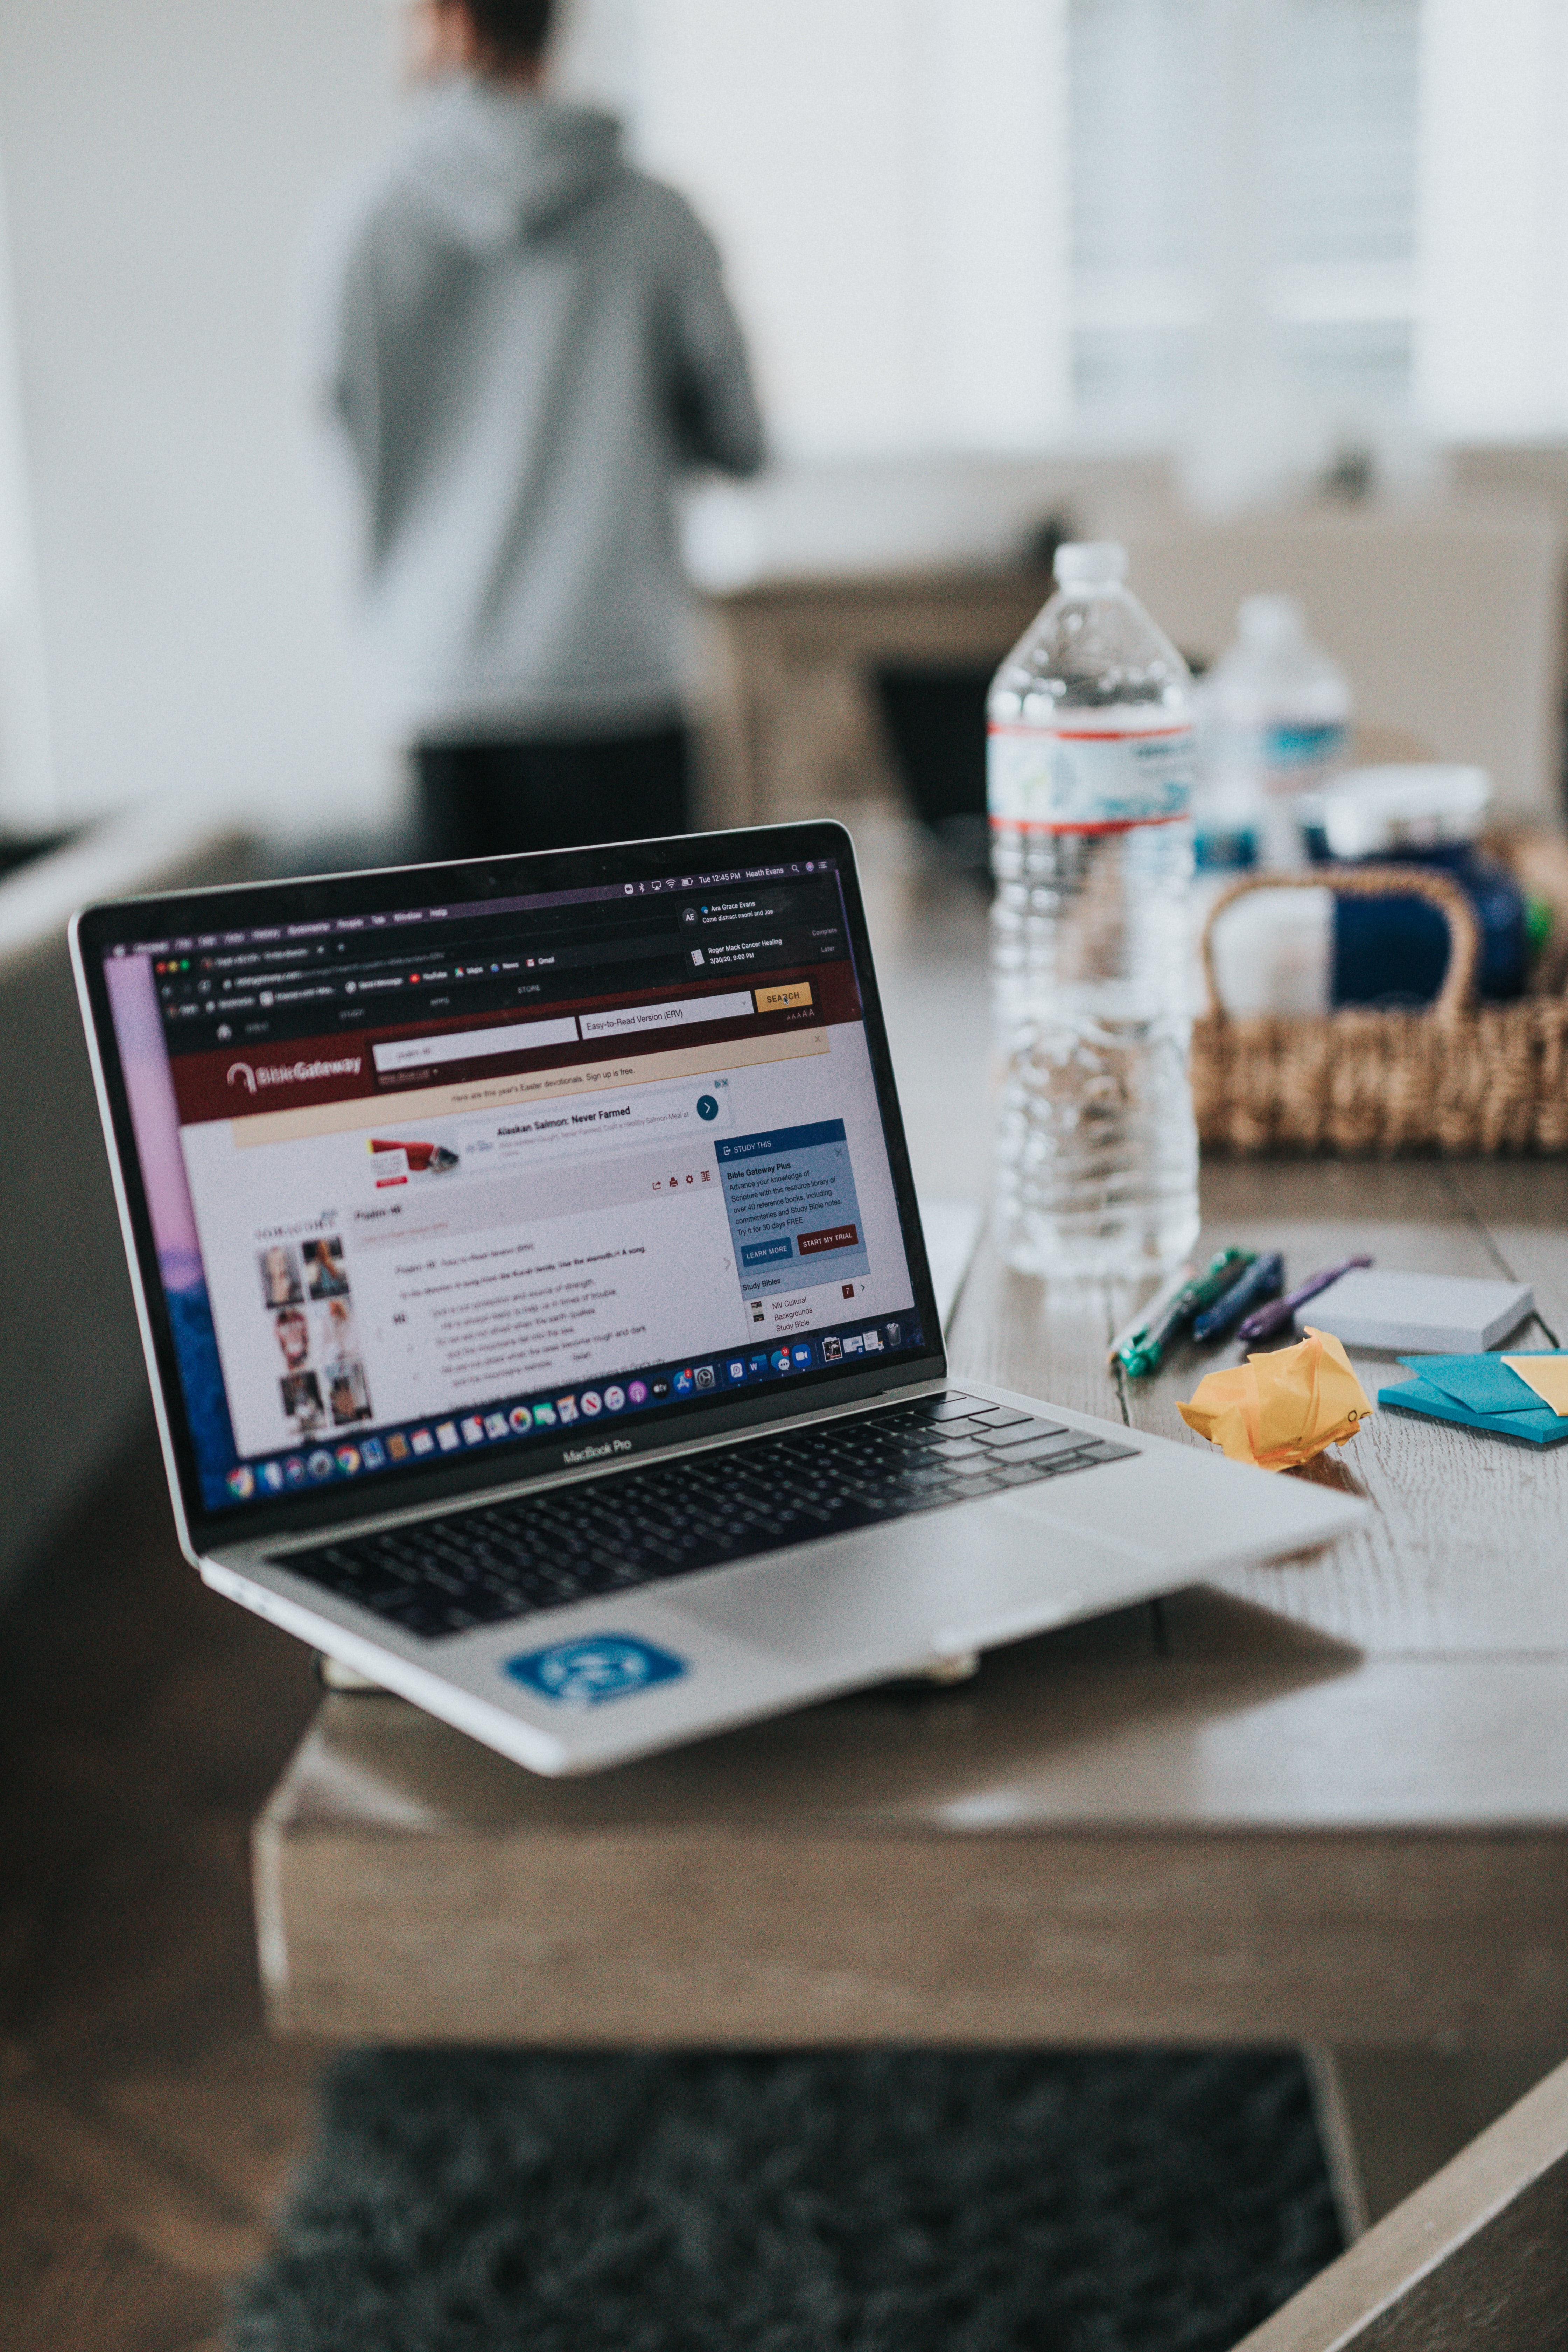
[0,152,53,827]
[630,0,1072,460]
[1416,0,1568,441]
[3,0,1563,840]
[0,0,1079,837]
[0,0,405,832]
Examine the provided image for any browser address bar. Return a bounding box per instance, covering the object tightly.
[578,990,755,1038]
[371,1015,580,1074]
[371,982,784,1074]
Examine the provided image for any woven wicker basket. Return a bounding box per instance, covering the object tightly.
[1192,859,1568,1157]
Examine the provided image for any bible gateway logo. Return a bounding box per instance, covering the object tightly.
[226,1056,363,1096]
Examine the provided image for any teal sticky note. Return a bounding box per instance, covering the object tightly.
[1404,1354,1543,1415]
[1380,1373,1568,1445]
[1380,1376,1475,1426]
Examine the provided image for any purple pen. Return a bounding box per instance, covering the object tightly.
[1234,1254,1373,1345]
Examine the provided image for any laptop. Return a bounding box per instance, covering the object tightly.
[72,820,1364,1775]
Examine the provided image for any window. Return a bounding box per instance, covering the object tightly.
[1067,0,1421,497]
[607,0,1454,495]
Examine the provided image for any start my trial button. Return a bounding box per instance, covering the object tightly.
[753,981,813,1014]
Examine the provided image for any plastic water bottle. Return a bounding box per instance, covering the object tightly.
[988,542,1200,1280]
[1196,594,1351,870]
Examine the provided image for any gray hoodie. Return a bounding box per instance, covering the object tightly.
[315,82,765,741]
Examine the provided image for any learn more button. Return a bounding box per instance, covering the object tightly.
[753,982,813,1014]
[741,1235,795,1267]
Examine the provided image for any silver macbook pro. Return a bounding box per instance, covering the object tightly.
[72,821,1364,1774]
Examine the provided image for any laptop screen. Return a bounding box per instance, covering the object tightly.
[89,830,936,1521]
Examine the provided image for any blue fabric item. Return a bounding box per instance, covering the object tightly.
[1327,847,1528,1006]
[1379,1373,1568,1445]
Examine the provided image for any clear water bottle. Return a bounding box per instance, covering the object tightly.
[988,542,1200,1280]
[1196,593,1352,870]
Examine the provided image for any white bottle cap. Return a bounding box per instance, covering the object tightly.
[1054,541,1128,587]
[1238,592,1306,644]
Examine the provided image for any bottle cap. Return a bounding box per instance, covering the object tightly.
[1054,541,1127,587]
[1238,593,1306,644]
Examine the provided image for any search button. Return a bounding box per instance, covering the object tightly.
[754,982,813,1014]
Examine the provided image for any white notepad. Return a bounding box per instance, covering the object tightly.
[1311,1268,1534,1354]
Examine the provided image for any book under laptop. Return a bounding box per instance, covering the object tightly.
[72,820,1364,1774]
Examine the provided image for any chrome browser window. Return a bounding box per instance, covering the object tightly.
[105,854,924,1512]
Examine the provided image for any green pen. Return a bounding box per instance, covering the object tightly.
[1115,1248,1255,1379]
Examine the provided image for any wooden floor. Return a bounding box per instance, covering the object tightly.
[0,1427,326,2352]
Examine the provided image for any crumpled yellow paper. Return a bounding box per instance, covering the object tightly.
[1178,1325,1373,1471]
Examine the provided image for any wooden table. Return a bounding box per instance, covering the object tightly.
[257,1157,1568,2224]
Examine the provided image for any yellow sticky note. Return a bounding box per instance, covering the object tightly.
[1502,1355,1568,1413]
[1179,1325,1373,1472]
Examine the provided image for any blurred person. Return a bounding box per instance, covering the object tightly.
[323,1294,357,1354]
[273,1306,310,1369]
[303,1236,350,1298]
[314,0,765,861]
[261,1243,301,1308]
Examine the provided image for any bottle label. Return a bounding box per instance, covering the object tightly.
[1262,720,1348,793]
[988,724,1196,831]
[1205,718,1349,797]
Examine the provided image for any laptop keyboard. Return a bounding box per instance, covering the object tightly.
[281,1393,1136,1641]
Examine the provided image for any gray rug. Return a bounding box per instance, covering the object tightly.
[230,2048,1340,2352]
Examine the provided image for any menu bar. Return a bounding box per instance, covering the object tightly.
[114,857,839,959]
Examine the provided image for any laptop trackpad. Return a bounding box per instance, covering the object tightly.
[671,1508,1126,1667]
